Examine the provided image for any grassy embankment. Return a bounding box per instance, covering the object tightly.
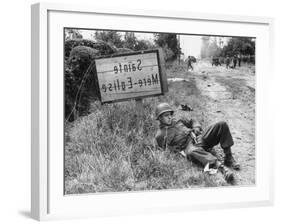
[64,64,228,194]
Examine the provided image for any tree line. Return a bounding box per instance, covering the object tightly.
[200,36,255,61]
[94,31,180,61]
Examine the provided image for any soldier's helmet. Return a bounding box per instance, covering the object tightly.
[155,103,174,120]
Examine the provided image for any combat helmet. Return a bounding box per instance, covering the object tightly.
[155,103,174,120]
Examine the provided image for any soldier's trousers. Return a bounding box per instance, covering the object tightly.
[186,121,234,167]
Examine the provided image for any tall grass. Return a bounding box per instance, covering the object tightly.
[64,72,227,194]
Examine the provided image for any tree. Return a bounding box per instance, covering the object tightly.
[154,33,180,61]
[123,32,137,50]
[123,32,156,51]
[134,39,155,51]
[65,28,83,40]
[95,31,123,48]
[200,37,221,58]
[221,37,255,57]
[201,36,210,58]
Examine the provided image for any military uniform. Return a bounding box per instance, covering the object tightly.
[238,55,242,67]
[233,56,237,68]
[225,57,230,69]
[155,118,234,167]
[187,56,194,71]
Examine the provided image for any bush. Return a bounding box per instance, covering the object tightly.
[65,46,99,121]
[65,39,116,58]
[154,33,180,61]
[64,40,118,121]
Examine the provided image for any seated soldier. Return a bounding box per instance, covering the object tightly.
[154,103,240,183]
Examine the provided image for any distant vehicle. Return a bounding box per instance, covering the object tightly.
[212,57,221,66]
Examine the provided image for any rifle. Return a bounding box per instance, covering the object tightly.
[190,131,198,144]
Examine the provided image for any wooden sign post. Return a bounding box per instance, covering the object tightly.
[95,49,168,104]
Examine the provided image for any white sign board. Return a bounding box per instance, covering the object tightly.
[95,50,166,103]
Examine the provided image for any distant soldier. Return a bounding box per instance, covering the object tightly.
[154,103,240,183]
[186,56,194,71]
[238,54,242,67]
[212,57,221,66]
[225,56,230,69]
[233,55,237,69]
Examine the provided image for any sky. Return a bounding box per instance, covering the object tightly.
[179,35,202,59]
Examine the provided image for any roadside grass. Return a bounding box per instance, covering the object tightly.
[64,66,228,194]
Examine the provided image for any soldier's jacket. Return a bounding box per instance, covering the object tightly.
[155,117,219,166]
[155,117,201,153]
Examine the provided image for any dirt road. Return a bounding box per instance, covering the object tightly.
[168,60,255,185]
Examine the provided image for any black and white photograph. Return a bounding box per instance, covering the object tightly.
[1,0,280,222]
[64,28,256,194]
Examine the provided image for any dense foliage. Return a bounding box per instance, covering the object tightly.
[221,37,255,57]
[200,37,255,63]
[154,33,181,61]
[64,31,178,121]
[94,31,124,49]
[64,39,117,121]
[65,38,116,58]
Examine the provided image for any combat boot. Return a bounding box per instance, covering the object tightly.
[218,164,235,184]
[224,154,240,170]
[215,161,235,184]
[223,147,240,170]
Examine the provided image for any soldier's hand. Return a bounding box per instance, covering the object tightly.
[193,127,201,135]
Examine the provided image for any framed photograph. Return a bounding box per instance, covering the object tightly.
[31,2,274,221]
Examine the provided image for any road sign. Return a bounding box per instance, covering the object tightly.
[95,49,167,103]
